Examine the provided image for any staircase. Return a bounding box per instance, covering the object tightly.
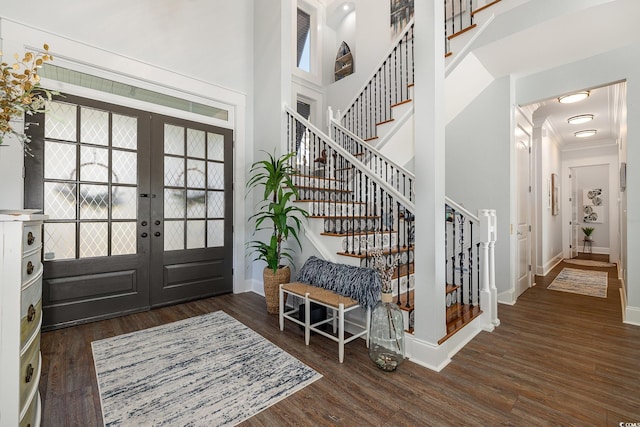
[283,0,501,350]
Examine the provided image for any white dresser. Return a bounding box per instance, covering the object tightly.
[0,214,46,427]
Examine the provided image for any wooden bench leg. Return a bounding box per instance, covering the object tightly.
[279,284,285,331]
[304,292,311,346]
[338,303,345,363]
[365,306,371,348]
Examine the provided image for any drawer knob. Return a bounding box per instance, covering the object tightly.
[26,261,34,275]
[27,304,36,322]
[25,363,34,383]
[27,231,35,245]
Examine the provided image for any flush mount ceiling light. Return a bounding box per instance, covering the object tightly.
[574,129,597,138]
[568,114,594,125]
[558,91,590,104]
[343,3,350,10]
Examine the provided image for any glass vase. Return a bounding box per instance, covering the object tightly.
[368,292,405,371]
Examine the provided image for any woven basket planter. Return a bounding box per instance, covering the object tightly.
[263,266,290,314]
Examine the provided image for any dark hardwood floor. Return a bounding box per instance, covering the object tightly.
[39,254,640,426]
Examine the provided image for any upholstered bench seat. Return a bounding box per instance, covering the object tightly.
[278,257,381,363]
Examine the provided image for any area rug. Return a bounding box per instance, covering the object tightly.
[92,311,321,426]
[548,267,608,298]
[563,259,616,268]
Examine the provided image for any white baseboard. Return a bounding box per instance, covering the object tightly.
[498,289,515,305]
[539,254,563,276]
[624,305,640,326]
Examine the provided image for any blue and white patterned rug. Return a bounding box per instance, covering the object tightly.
[92,311,321,426]
[548,267,608,298]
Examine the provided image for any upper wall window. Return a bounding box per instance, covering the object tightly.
[297,8,311,72]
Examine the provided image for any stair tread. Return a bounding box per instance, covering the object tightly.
[391,99,412,108]
[438,304,482,344]
[337,245,414,259]
[447,23,477,41]
[291,173,343,182]
[310,215,380,219]
[294,185,352,192]
[446,284,461,294]
[296,199,365,204]
[471,0,501,16]
[320,230,397,237]
[392,289,414,311]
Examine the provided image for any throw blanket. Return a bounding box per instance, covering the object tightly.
[296,256,382,309]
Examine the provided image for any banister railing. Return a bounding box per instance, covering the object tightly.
[326,111,496,328]
[444,0,476,55]
[329,117,414,203]
[285,105,415,307]
[338,20,414,142]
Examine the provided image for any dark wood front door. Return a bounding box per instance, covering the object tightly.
[25,95,233,329]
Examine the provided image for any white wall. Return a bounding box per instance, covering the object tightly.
[573,164,610,252]
[446,77,512,301]
[517,44,639,324]
[324,0,396,117]
[539,121,563,272]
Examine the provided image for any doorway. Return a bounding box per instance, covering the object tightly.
[25,94,234,329]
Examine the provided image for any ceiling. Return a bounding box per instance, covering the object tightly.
[524,82,624,150]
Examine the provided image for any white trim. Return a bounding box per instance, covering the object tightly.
[624,305,640,326]
[498,289,516,305]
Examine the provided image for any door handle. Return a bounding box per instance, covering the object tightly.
[141,232,148,238]
[155,220,161,226]
[141,221,148,226]
[140,193,157,198]
[154,232,161,237]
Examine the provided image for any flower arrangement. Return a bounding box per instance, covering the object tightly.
[370,248,399,293]
[0,44,56,155]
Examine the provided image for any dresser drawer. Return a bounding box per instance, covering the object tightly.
[21,251,42,285]
[22,223,42,255]
[20,391,40,427]
[20,276,43,347]
[19,332,41,409]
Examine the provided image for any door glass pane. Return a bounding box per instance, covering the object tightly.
[165,189,186,219]
[165,156,185,187]
[207,220,224,247]
[187,129,206,159]
[80,222,108,258]
[187,220,205,249]
[44,183,76,220]
[112,186,137,220]
[112,150,137,185]
[81,107,109,146]
[207,162,224,190]
[164,124,184,155]
[207,133,224,161]
[44,223,76,260]
[45,142,76,180]
[112,222,136,255]
[80,184,109,220]
[45,101,77,141]
[81,146,109,182]
[187,160,206,188]
[112,114,137,150]
[164,220,184,251]
[207,191,224,218]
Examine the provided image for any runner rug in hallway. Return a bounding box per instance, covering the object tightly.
[92,311,321,426]
[548,267,608,298]
[563,259,616,268]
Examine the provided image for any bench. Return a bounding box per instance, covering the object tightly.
[279,256,381,363]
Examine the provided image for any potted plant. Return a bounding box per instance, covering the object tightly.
[247,150,308,314]
[582,226,595,241]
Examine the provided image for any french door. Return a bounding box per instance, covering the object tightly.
[25,94,233,329]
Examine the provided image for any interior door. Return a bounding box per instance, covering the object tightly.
[25,94,233,328]
[515,122,532,298]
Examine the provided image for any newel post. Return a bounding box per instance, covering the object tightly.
[479,209,499,330]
